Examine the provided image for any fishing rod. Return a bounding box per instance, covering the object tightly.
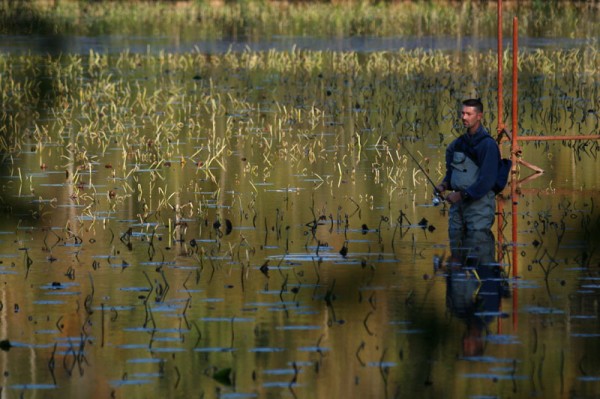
[402,143,445,206]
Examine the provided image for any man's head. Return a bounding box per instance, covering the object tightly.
[461,98,483,134]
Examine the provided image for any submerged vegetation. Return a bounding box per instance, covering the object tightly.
[1,0,599,39]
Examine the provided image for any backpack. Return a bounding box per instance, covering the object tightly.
[495,157,512,194]
[456,134,512,194]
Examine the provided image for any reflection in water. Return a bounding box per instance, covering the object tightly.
[440,230,508,357]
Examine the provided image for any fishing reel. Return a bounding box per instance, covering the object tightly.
[432,192,445,206]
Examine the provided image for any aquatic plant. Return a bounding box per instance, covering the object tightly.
[1,47,599,214]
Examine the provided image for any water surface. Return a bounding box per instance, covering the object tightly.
[0,24,600,399]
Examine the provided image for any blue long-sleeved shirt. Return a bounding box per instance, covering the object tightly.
[442,125,500,201]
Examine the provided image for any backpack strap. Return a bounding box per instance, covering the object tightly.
[457,133,498,165]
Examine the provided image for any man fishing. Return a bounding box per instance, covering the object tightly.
[435,99,501,231]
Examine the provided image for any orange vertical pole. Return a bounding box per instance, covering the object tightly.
[497,0,504,134]
[496,0,504,335]
[496,0,504,259]
[511,17,518,277]
[511,16,519,331]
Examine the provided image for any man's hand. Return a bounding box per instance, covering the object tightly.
[445,191,462,204]
[435,183,447,194]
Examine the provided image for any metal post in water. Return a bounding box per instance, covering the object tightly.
[496,0,505,269]
[497,0,504,135]
[511,16,518,278]
[496,0,505,335]
[511,16,519,331]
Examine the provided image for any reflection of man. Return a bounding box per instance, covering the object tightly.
[435,99,500,231]
[441,229,506,357]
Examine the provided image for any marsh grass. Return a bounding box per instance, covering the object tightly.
[1,45,600,399]
[1,1,599,40]
[1,47,598,226]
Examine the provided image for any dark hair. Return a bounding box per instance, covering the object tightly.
[462,98,483,113]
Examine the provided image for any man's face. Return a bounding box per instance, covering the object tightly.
[461,105,482,132]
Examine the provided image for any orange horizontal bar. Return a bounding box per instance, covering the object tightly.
[518,135,600,141]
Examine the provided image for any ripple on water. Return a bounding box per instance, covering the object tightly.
[120,286,151,292]
[522,306,565,315]
[263,368,304,376]
[276,325,321,331]
[149,347,186,353]
[485,334,521,345]
[219,394,258,399]
[109,379,153,387]
[578,376,600,382]
[194,347,236,353]
[571,333,600,338]
[461,373,527,380]
[9,384,57,390]
[127,358,164,364]
[33,300,65,305]
[367,361,397,368]
[460,356,517,363]
[298,346,330,352]
[249,347,285,353]
[262,382,302,388]
[200,317,255,322]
